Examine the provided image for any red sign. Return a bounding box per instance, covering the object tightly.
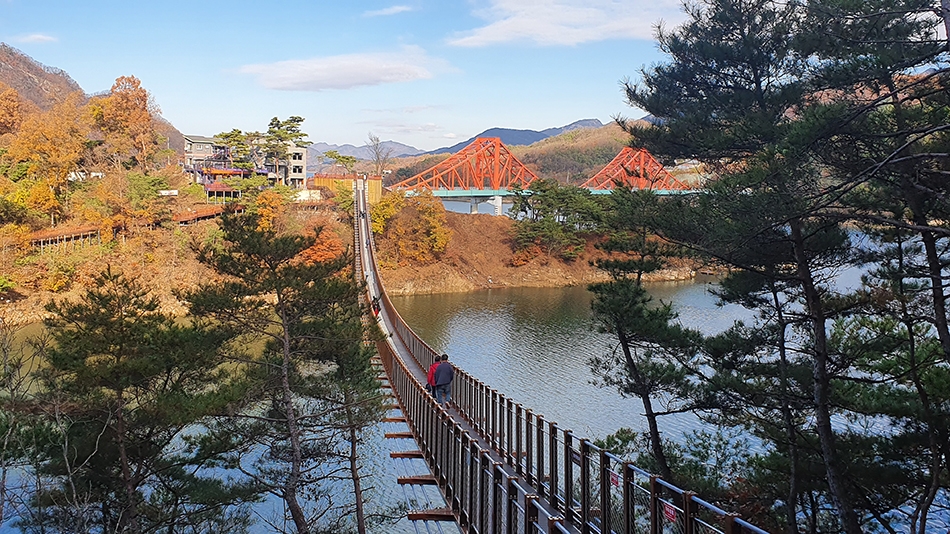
[664,503,677,522]
[610,471,620,487]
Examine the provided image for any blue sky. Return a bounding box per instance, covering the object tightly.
[0,1,685,151]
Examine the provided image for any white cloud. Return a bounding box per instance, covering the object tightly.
[360,104,445,114]
[443,133,457,139]
[13,33,57,43]
[239,46,447,91]
[448,0,685,47]
[363,5,413,17]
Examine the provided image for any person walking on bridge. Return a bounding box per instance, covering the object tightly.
[426,356,440,394]
[433,353,454,406]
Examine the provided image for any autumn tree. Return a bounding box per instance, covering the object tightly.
[299,219,345,264]
[370,191,451,265]
[253,189,287,232]
[89,76,159,172]
[4,92,90,225]
[0,87,22,137]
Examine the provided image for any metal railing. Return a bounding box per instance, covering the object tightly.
[354,184,770,534]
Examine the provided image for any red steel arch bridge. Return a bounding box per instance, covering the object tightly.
[390,138,692,213]
[354,179,768,534]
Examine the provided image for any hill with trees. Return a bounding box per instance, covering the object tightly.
[428,118,604,154]
[0,44,83,111]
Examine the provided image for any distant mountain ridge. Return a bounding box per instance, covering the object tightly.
[429,119,604,154]
[308,119,606,167]
[307,140,423,161]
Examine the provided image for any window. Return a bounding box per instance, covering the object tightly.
[292,166,303,174]
[291,152,303,160]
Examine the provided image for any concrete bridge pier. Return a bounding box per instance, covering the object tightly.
[467,196,504,215]
[489,195,503,216]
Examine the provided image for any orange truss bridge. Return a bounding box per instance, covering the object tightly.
[581,147,690,192]
[391,139,691,199]
[391,137,538,196]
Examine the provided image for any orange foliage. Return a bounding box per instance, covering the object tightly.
[382,193,451,265]
[254,190,286,232]
[0,223,30,268]
[510,244,543,267]
[71,174,128,239]
[298,224,345,264]
[5,92,89,209]
[89,76,158,170]
[0,87,22,135]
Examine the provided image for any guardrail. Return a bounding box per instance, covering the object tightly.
[355,183,770,534]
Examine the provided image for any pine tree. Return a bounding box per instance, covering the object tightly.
[589,188,702,483]
[31,267,254,533]
[183,212,379,534]
[622,0,950,531]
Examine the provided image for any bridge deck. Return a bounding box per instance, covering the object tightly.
[354,179,768,534]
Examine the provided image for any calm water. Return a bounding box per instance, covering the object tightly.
[390,276,752,441]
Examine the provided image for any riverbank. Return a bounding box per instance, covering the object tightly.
[0,210,703,326]
[377,211,699,295]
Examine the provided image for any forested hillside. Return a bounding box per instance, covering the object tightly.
[0,44,83,111]
[510,122,628,184]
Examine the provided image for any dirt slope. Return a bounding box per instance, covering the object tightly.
[377,212,696,295]
[1,210,700,326]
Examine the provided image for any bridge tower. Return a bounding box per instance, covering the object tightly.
[581,147,690,191]
[392,137,539,192]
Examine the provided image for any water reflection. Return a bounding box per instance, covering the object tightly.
[391,279,753,442]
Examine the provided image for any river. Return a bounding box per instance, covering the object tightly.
[389,275,752,442]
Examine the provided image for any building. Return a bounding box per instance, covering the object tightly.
[283,145,307,188]
[183,134,308,189]
[182,135,220,179]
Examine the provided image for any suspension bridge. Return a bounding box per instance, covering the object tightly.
[354,179,769,534]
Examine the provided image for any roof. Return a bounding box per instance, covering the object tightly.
[204,182,236,192]
[184,135,220,144]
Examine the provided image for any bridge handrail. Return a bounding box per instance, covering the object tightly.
[354,181,770,534]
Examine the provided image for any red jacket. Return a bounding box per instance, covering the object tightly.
[427,361,440,387]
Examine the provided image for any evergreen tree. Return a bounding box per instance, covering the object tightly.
[621,0,950,531]
[589,188,702,482]
[509,178,605,260]
[183,212,380,534]
[29,268,254,533]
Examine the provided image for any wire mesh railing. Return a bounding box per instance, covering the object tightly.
[354,182,771,534]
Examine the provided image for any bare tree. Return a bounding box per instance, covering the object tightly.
[367,133,392,178]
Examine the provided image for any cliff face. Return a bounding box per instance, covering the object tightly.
[0,43,85,110]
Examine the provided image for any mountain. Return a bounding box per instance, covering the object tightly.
[0,43,84,111]
[0,43,187,152]
[308,140,423,161]
[308,118,609,172]
[429,119,604,154]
